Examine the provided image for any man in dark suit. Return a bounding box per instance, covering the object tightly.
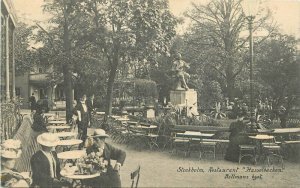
[29,93,36,112]
[85,129,126,188]
[86,94,95,125]
[73,94,90,148]
[30,133,69,188]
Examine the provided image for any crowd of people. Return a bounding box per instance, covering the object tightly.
[1,93,126,188]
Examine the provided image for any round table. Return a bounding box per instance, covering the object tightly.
[47,125,71,129]
[57,150,86,160]
[249,135,274,140]
[53,132,77,138]
[61,171,101,187]
[116,118,130,122]
[57,139,83,146]
[48,120,67,124]
[61,172,100,180]
[96,112,105,115]
[135,125,157,129]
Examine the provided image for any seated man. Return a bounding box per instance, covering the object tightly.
[30,133,69,188]
[85,129,126,188]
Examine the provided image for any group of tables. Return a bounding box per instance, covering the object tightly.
[173,131,218,158]
[44,114,101,186]
[110,115,160,149]
[240,127,300,166]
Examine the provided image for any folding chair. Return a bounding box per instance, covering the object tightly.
[131,165,141,188]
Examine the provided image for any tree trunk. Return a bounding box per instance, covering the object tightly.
[226,78,235,101]
[63,14,73,122]
[105,42,120,115]
[106,60,118,115]
[63,64,73,122]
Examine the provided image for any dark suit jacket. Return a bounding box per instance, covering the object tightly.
[86,143,126,167]
[30,150,61,188]
[86,99,94,122]
[73,102,90,129]
[86,99,94,113]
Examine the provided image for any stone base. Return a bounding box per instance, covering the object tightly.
[170,89,198,117]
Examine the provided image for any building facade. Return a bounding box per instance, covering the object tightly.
[15,64,66,108]
[1,0,17,101]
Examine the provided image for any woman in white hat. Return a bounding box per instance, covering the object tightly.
[30,133,69,188]
[1,139,31,187]
[84,129,126,188]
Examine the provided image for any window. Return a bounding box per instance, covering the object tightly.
[38,68,43,73]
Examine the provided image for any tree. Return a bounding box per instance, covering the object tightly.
[36,0,88,121]
[183,0,277,100]
[80,0,177,114]
[14,22,38,75]
[256,33,300,127]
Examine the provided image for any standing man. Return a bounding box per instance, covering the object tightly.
[29,93,36,112]
[85,129,126,188]
[74,94,90,148]
[87,94,95,125]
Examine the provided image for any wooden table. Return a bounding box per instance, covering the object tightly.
[57,150,86,160]
[96,112,105,115]
[44,113,56,117]
[135,125,158,129]
[61,170,101,187]
[47,125,70,129]
[48,120,67,125]
[249,134,276,162]
[176,131,215,140]
[57,139,83,151]
[249,134,274,140]
[52,132,77,139]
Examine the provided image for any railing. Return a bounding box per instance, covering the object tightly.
[0,101,21,140]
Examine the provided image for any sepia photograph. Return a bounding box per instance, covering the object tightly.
[1,0,300,187]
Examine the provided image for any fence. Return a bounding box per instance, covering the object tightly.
[1,101,21,140]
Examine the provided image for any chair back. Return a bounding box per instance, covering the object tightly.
[131,165,141,188]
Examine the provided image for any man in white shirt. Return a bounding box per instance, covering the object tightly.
[30,133,69,188]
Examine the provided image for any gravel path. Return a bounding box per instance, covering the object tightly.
[111,140,300,187]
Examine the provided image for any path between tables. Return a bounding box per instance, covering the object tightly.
[13,117,300,187]
[93,125,299,187]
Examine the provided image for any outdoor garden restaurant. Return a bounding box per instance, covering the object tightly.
[3,108,300,187]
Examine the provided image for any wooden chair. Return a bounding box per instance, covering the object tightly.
[131,165,141,188]
[238,145,257,164]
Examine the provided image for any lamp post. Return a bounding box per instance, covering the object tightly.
[241,0,259,127]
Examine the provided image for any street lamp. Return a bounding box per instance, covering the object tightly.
[241,0,260,127]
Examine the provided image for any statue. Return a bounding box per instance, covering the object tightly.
[171,53,190,90]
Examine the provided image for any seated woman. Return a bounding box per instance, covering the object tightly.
[1,139,31,188]
[30,133,70,188]
[31,106,48,132]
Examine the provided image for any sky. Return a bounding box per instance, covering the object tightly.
[11,0,300,38]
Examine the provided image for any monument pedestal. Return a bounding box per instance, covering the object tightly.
[170,89,198,117]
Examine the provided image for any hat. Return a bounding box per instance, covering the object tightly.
[37,133,60,147]
[1,139,22,159]
[90,129,109,138]
[1,139,21,150]
[1,150,22,159]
